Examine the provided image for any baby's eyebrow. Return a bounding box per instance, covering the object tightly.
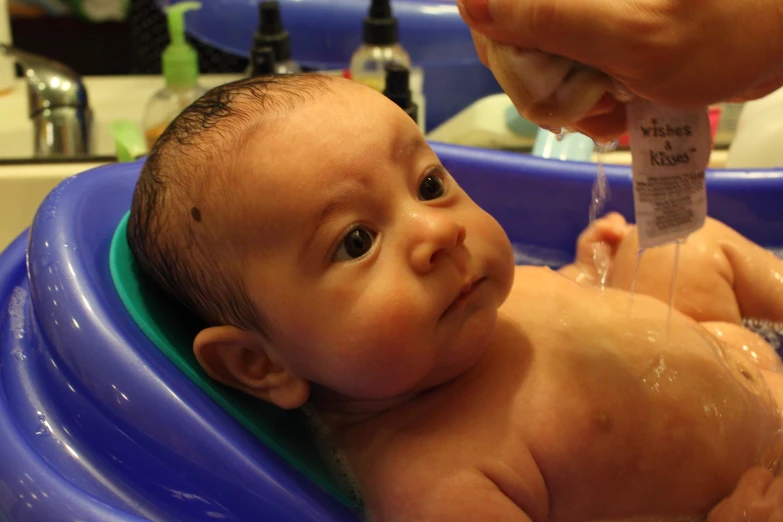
[302,188,356,254]
[394,134,429,161]
[317,196,350,227]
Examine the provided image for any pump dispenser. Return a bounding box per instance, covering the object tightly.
[247,1,300,75]
[384,64,417,124]
[349,0,411,92]
[142,1,207,150]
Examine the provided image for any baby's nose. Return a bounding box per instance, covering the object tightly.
[409,215,467,273]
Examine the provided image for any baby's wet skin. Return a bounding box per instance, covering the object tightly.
[342,264,783,522]
[492,267,783,520]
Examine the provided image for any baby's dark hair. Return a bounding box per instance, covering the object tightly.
[127,74,334,338]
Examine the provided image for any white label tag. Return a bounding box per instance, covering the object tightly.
[627,101,710,249]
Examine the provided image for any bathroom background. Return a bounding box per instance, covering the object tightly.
[0,0,777,252]
[9,0,247,75]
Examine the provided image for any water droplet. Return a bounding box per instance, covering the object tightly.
[589,141,617,289]
[8,286,27,340]
[35,413,51,437]
[666,240,682,341]
[627,249,645,314]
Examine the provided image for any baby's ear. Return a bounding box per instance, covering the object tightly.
[193,326,310,409]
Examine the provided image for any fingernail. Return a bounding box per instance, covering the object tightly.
[457,0,493,24]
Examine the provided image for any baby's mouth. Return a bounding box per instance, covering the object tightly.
[441,277,486,318]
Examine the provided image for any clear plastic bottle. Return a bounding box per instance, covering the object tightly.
[143,85,207,150]
[142,1,207,150]
[349,0,411,92]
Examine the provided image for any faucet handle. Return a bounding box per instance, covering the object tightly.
[0,44,92,157]
[0,43,88,118]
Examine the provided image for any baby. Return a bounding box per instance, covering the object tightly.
[128,74,783,521]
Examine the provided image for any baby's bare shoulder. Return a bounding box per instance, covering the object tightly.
[349,377,549,521]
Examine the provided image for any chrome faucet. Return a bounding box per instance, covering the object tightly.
[0,44,92,157]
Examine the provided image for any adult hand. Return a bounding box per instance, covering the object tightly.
[457,0,783,141]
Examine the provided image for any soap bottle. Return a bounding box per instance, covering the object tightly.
[384,64,417,125]
[247,1,301,76]
[349,0,411,92]
[142,1,207,150]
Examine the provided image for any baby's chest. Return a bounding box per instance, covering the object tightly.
[486,352,773,520]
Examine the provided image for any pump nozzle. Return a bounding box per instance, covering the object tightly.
[384,63,410,104]
[369,0,392,19]
[259,1,283,34]
[252,1,293,64]
[364,0,398,46]
[384,64,418,124]
[163,1,201,89]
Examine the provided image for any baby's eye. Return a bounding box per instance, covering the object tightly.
[333,227,375,261]
[418,173,445,201]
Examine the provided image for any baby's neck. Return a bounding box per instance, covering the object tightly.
[308,384,422,428]
[309,320,509,430]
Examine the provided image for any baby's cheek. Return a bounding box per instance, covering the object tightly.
[364,291,425,337]
[472,212,514,263]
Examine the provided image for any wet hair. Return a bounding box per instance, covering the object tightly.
[127,74,335,338]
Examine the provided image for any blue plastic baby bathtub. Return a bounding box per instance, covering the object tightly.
[2,143,783,521]
[162,0,501,130]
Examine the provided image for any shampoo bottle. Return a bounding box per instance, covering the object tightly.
[247,1,300,76]
[142,1,207,150]
[349,0,411,92]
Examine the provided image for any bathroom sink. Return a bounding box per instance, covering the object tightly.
[0,74,243,250]
[0,74,243,159]
[0,160,109,250]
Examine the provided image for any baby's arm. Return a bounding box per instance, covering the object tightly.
[565,214,783,325]
[708,467,783,521]
[609,217,783,324]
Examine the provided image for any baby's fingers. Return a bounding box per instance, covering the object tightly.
[708,467,779,521]
[762,476,783,518]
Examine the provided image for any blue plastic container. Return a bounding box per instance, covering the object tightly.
[160,0,502,130]
[2,144,783,520]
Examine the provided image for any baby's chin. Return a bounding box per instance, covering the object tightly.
[438,308,499,378]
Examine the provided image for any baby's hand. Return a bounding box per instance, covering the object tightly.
[708,467,783,521]
[574,212,630,265]
[559,212,630,285]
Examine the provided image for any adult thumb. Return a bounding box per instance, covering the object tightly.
[457,0,640,70]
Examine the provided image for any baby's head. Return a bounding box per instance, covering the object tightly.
[128,74,516,412]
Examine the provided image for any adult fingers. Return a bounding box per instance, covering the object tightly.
[457,0,658,71]
[571,105,628,144]
[470,29,489,67]
[484,39,610,128]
